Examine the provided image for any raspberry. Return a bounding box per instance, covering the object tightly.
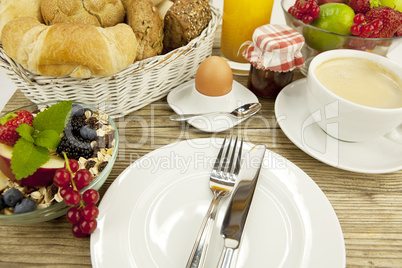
[364,7,402,38]
[0,110,34,146]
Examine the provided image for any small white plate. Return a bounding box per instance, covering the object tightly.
[167,80,259,132]
[91,138,345,268]
[275,78,402,174]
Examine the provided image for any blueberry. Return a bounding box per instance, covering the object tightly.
[14,199,37,214]
[71,104,84,117]
[80,125,97,140]
[3,188,23,207]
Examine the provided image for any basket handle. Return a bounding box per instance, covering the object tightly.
[0,47,34,85]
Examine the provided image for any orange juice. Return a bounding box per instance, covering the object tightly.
[221,0,274,63]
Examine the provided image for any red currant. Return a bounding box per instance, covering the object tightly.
[302,14,313,24]
[60,186,73,199]
[370,19,383,32]
[288,0,319,24]
[53,169,71,188]
[72,224,88,238]
[66,207,83,224]
[351,24,362,36]
[309,6,320,19]
[64,190,81,206]
[299,2,311,13]
[353,14,365,25]
[83,189,100,205]
[74,169,93,190]
[82,205,99,221]
[65,159,80,173]
[361,24,375,37]
[80,219,97,234]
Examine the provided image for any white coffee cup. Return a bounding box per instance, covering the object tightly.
[306,49,402,143]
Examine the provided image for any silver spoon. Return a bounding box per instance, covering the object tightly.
[169,102,262,121]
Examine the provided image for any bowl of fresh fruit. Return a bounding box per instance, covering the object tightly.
[282,0,402,73]
[0,101,118,236]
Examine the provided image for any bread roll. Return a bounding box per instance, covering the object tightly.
[41,0,125,27]
[0,0,43,40]
[126,0,164,61]
[163,0,212,53]
[1,17,137,78]
[122,0,163,9]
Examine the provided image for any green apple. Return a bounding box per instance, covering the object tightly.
[304,3,355,51]
[381,0,402,11]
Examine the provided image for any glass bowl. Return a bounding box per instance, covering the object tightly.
[0,101,119,224]
[281,0,402,74]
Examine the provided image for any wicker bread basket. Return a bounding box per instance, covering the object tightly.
[0,7,221,118]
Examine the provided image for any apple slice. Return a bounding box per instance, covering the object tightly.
[0,169,8,191]
[0,143,65,187]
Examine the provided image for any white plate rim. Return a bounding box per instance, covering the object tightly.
[90,138,345,267]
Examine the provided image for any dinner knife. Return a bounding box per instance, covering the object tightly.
[217,144,266,268]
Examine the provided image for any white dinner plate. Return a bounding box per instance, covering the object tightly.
[275,78,402,174]
[167,80,259,132]
[91,138,345,267]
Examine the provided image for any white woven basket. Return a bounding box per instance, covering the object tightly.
[0,7,221,118]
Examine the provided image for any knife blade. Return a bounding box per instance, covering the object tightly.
[217,144,266,268]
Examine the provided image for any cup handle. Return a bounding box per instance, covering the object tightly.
[384,125,402,144]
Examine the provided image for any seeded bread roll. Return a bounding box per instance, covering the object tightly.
[0,0,43,41]
[1,17,137,78]
[41,0,125,27]
[163,0,212,53]
[125,0,164,61]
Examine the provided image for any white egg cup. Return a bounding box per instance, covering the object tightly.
[189,84,238,113]
[167,79,259,132]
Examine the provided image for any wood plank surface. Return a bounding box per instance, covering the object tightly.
[1,41,402,268]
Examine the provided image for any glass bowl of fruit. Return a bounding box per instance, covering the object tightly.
[0,101,119,230]
[281,0,402,74]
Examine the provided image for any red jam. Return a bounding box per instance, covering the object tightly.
[247,66,294,98]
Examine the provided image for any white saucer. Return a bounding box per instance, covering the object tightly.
[275,78,402,174]
[167,79,259,132]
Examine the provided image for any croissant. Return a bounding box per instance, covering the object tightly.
[1,17,137,78]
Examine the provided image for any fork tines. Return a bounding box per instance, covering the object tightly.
[213,135,243,183]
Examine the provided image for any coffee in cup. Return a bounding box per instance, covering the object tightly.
[306,49,402,143]
[315,57,402,109]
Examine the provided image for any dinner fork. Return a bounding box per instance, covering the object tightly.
[186,135,243,268]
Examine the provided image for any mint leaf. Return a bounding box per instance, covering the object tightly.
[16,123,35,143]
[35,129,61,150]
[11,139,50,180]
[33,101,73,134]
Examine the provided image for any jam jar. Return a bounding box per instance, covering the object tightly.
[242,24,305,98]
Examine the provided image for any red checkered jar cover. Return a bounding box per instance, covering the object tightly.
[243,24,305,72]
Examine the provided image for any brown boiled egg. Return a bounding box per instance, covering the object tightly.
[195,56,233,97]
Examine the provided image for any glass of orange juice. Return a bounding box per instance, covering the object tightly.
[221,0,274,74]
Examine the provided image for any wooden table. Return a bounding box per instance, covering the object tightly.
[1,46,402,267]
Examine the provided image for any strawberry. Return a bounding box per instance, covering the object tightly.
[348,0,380,14]
[395,25,402,36]
[364,6,402,38]
[0,110,34,146]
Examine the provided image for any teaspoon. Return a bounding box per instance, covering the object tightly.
[169,102,262,121]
